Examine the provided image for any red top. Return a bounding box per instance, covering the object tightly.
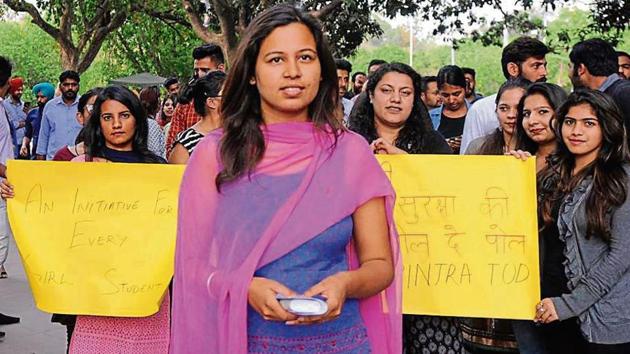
[52,146,76,161]
[165,103,200,157]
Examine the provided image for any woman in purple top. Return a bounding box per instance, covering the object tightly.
[170,5,402,354]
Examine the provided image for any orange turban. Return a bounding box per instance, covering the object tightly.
[8,77,23,94]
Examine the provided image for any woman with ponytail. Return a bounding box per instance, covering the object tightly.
[168,71,226,164]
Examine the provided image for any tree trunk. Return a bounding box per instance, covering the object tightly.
[4,0,129,74]
[224,39,238,64]
[59,42,79,71]
[182,0,239,65]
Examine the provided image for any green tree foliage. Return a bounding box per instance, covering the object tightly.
[470,3,629,49]
[0,19,142,99]
[2,0,135,72]
[178,0,425,60]
[0,20,60,87]
[107,11,199,79]
[3,0,628,75]
[3,5,628,98]
[350,8,630,95]
[409,0,628,45]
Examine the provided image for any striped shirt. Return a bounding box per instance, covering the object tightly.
[173,127,204,156]
[166,103,200,156]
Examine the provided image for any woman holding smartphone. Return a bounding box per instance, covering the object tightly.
[428,65,469,153]
[170,5,401,354]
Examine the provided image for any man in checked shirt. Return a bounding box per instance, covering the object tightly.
[166,44,225,157]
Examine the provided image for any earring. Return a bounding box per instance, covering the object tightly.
[249,78,256,85]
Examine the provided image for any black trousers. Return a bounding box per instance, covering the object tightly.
[586,342,630,354]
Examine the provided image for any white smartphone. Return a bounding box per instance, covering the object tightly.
[276,295,328,316]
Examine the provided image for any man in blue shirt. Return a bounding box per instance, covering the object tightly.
[36,70,81,160]
[20,82,55,159]
[1,77,26,157]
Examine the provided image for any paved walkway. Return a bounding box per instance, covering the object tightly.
[0,236,66,354]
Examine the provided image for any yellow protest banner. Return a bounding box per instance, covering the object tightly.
[7,160,185,317]
[377,155,539,320]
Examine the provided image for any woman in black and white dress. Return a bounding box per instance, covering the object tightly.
[168,71,226,164]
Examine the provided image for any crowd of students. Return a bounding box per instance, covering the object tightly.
[0,3,630,354]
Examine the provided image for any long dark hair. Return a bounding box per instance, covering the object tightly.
[192,71,226,117]
[84,85,162,163]
[139,86,160,117]
[216,4,341,189]
[348,62,435,153]
[436,65,466,90]
[515,83,567,228]
[160,94,177,121]
[475,79,529,155]
[542,89,629,241]
[514,83,568,154]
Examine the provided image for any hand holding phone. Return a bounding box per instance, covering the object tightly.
[247,277,298,322]
[276,295,328,316]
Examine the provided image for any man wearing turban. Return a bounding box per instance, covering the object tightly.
[1,77,26,157]
[20,82,55,159]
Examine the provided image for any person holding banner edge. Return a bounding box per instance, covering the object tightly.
[464,79,528,155]
[69,86,169,353]
[170,5,401,353]
[2,86,170,353]
[461,79,529,353]
[348,62,451,155]
[349,64,459,353]
[511,83,588,354]
[533,90,630,353]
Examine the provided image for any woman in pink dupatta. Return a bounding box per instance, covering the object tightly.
[170,4,402,354]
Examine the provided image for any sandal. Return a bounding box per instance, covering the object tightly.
[0,266,7,279]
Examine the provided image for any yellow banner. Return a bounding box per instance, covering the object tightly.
[377,155,540,320]
[7,160,185,317]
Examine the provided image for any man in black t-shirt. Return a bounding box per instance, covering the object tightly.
[569,39,630,137]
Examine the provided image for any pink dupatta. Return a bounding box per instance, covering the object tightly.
[170,122,401,353]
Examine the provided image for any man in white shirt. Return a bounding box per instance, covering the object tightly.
[460,37,550,154]
[0,55,21,337]
[335,58,354,124]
